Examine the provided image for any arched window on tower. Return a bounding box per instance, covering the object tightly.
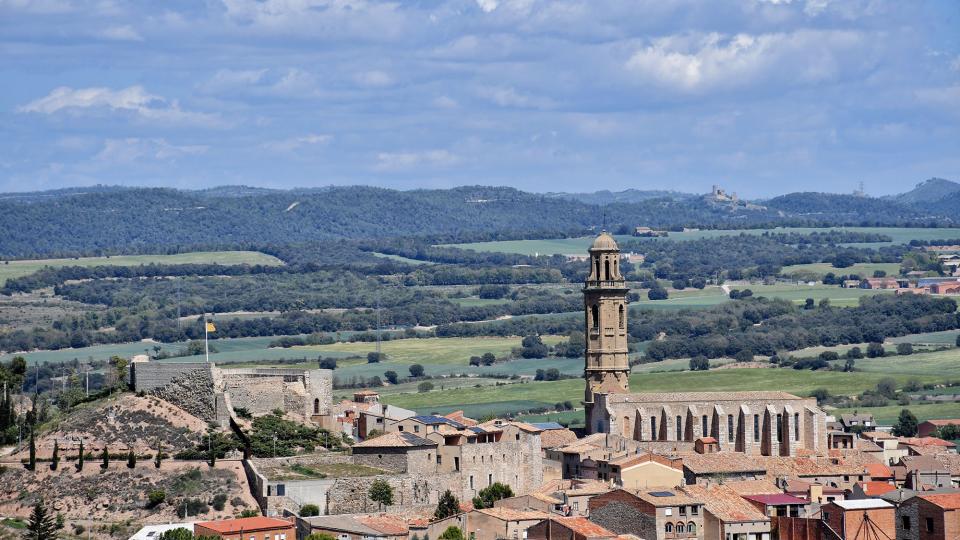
[604,259,611,280]
[618,305,624,329]
[594,258,601,280]
[313,398,320,415]
[591,304,599,329]
[613,259,618,277]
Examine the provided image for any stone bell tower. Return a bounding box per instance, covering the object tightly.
[583,231,630,433]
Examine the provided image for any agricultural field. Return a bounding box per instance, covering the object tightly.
[444,227,960,255]
[832,402,960,425]
[0,250,284,285]
[370,252,434,265]
[779,262,901,279]
[729,283,892,307]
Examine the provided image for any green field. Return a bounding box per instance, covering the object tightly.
[0,250,283,285]
[370,252,434,265]
[832,402,960,425]
[292,336,564,366]
[780,262,901,279]
[444,227,960,256]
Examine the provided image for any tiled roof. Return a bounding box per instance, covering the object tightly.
[918,493,960,510]
[475,508,550,521]
[196,517,291,534]
[352,431,437,448]
[721,479,782,495]
[900,436,956,449]
[921,419,960,426]
[540,428,578,449]
[410,415,466,428]
[443,411,478,427]
[551,517,617,538]
[610,391,806,404]
[681,485,769,523]
[355,515,409,535]
[863,463,893,479]
[632,489,701,507]
[681,453,767,474]
[934,453,960,475]
[858,481,897,496]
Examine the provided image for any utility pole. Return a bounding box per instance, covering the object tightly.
[85,369,90,397]
[176,277,182,333]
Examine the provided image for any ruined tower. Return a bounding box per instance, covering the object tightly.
[583,231,631,434]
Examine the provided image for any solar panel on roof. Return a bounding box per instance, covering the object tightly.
[649,491,675,497]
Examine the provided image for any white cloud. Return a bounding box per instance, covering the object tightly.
[354,70,393,87]
[0,0,73,14]
[475,0,498,13]
[262,133,333,153]
[95,138,208,164]
[99,25,143,41]
[17,85,221,126]
[433,95,459,109]
[625,30,864,93]
[199,68,269,93]
[375,149,460,171]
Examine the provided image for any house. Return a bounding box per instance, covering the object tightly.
[781,480,844,504]
[681,484,771,540]
[357,403,416,440]
[862,278,903,290]
[899,437,958,456]
[532,479,612,516]
[388,414,469,436]
[918,419,960,438]
[841,280,863,289]
[194,517,295,540]
[495,493,565,515]
[741,494,808,518]
[820,500,895,539]
[530,422,579,453]
[894,455,953,490]
[595,453,684,489]
[680,453,767,485]
[897,492,960,540]
[297,514,412,540]
[588,488,705,540]
[526,516,618,540]
[863,462,895,483]
[634,227,667,238]
[828,431,855,450]
[930,282,960,295]
[128,523,195,540]
[546,433,646,480]
[861,431,907,465]
[839,413,875,432]
[466,508,551,540]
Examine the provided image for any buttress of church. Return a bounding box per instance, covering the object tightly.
[583,231,631,433]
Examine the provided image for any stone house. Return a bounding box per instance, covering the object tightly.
[680,453,768,485]
[532,479,611,517]
[894,455,953,490]
[588,488,705,540]
[740,494,808,518]
[820,499,895,539]
[839,413,875,432]
[194,517,295,540]
[860,431,906,466]
[594,453,684,489]
[465,508,551,540]
[358,403,416,440]
[526,517,618,540]
[546,433,646,479]
[495,493,565,515]
[848,481,897,500]
[897,492,960,540]
[680,484,771,540]
[296,514,410,540]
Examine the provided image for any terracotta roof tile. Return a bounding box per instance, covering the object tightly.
[540,428,578,449]
[352,432,437,448]
[550,517,617,538]
[858,481,897,496]
[864,463,893,479]
[475,508,550,522]
[919,493,960,510]
[681,485,769,524]
[355,515,409,535]
[196,517,291,534]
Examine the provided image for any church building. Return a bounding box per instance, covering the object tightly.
[581,232,827,456]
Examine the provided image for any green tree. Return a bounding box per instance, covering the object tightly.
[109,355,129,388]
[876,377,898,399]
[300,503,320,517]
[846,347,863,359]
[438,527,465,540]
[893,408,919,437]
[472,482,513,509]
[368,479,394,510]
[409,364,425,378]
[867,342,885,358]
[50,440,59,471]
[417,382,434,393]
[100,446,109,471]
[305,534,336,540]
[896,343,914,356]
[147,490,166,508]
[155,440,163,469]
[26,498,57,540]
[127,449,137,469]
[843,358,856,372]
[434,490,460,520]
[367,352,385,363]
[28,428,36,471]
[689,356,710,371]
[383,371,399,385]
[158,527,193,540]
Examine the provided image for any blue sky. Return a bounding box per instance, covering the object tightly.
[1,0,958,197]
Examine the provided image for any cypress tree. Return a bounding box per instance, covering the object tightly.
[127,449,136,469]
[76,439,84,471]
[100,446,109,471]
[154,440,163,469]
[28,428,36,471]
[50,440,59,471]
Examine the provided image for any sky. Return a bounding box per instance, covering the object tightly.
[1,0,958,198]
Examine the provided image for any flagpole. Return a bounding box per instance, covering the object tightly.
[205,314,209,363]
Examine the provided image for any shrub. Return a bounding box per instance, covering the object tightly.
[409,364,425,377]
[417,382,435,393]
[434,490,460,520]
[212,493,228,512]
[369,479,394,510]
[689,356,709,371]
[734,350,754,363]
[147,490,166,508]
[866,342,885,358]
[846,347,863,359]
[896,343,914,356]
[300,504,320,517]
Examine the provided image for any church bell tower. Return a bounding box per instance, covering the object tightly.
[583,231,630,433]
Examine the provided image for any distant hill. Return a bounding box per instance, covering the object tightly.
[1,183,958,258]
[544,188,695,204]
[891,178,960,204]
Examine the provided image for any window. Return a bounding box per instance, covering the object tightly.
[651,417,657,439]
[676,523,685,533]
[455,457,460,471]
[824,512,830,521]
[618,305,625,329]
[470,475,474,489]
[687,522,696,534]
[777,414,783,443]
[595,259,601,279]
[398,426,404,432]
[676,416,682,441]
[664,524,672,533]
[926,517,934,533]
[414,425,419,433]
[702,415,708,436]
[794,413,800,440]
[691,505,698,515]
[313,398,320,415]
[604,260,610,280]
[728,415,734,442]
[679,506,686,515]
[591,305,599,329]
[488,473,493,486]
[902,516,910,530]
[437,455,442,465]
[754,414,760,442]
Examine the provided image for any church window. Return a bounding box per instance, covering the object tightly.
[675,416,682,441]
[604,259,610,280]
[591,305,599,329]
[776,413,783,442]
[650,417,657,439]
[676,523,685,533]
[794,413,800,440]
[728,415,734,441]
[754,414,760,442]
[687,522,696,533]
[595,258,601,279]
[664,524,672,533]
[702,415,708,435]
[618,305,624,329]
